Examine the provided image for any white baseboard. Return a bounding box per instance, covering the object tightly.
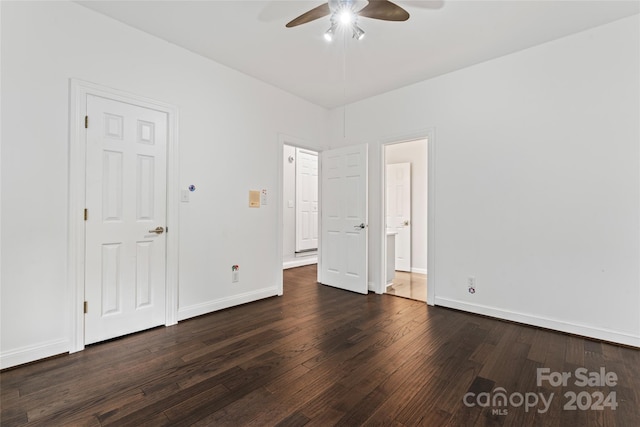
[177,287,279,321]
[295,250,317,258]
[283,257,317,269]
[411,267,427,275]
[434,297,640,348]
[0,338,69,370]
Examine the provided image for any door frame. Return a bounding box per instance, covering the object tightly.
[68,79,179,353]
[277,134,323,294]
[380,130,436,305]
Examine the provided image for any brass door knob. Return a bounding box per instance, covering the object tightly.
[149,226,165,234]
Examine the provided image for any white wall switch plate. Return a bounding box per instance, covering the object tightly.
[181,190,190,202]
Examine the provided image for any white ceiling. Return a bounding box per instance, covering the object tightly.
[77,1,640,109]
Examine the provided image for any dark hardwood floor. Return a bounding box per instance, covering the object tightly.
[1,265,639,426]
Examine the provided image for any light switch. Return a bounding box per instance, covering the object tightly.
[288,200,294,208]
[181,190,190,203]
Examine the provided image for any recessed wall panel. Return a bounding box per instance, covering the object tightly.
[346,153,360,168]
[396,185,403,215]
[302,174,311,202]
[102,150,123,221]
[326,231,341,274]
[104,113,124,140]
[101,243,121,315]
[302,212,310,240]
[326,177,341,219]
[326,155,341,176]
[346,176,360,219]
[137,155,155,220]
[137,120,155,145]
[136,241,152,308]
[345,232,361,278]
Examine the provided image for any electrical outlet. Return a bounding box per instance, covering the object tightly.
[468,276,476,294]
[232,271,239,283]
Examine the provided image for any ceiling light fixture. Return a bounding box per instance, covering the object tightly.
[324,7,365,43]
[352,23,365,40]
[324,21,337,41]
[338,8,355,25]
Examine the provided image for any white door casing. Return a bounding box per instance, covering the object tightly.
[378,131,435,304]
[386,163,411,272]
[295,148,318,252]
[320,144,368,294]
[84,95,168,345]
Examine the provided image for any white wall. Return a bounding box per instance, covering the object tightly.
[1,4,638,370]
[385,139,428,273]
[0,1,327,368]
[329,16,640,346]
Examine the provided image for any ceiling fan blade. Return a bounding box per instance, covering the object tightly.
[358,0,410,21]
[286,3,331,28]
[402,0,445,10]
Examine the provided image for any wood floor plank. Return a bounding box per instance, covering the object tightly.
[1,265,638,426]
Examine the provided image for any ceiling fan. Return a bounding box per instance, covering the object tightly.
[286,0,410,41]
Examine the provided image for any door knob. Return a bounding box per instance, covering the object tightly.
[149,226,165,234]
[354,223,366,229]
[403,220,410,226]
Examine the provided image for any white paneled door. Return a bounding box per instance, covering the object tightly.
[296,148,318,252]
[320,144,368,294]
[84,95,167,345]
[386,163,411,272]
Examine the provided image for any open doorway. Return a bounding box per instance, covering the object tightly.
[282,144,319,269]
[383,138,428,302]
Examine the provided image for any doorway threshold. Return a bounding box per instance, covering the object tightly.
[283,256,317,270]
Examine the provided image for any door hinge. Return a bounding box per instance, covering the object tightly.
[166,227,168,233]
[84,116,88,129]
[84,301,88,314]
[84,208,88,221]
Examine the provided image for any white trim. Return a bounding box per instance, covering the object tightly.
[283,257,317,269]
[427,132,436,306]
[0,339,69,370]
[411,267,428,275]
[295,250,317,258]
[379,130,436,305]
[276,135,284,295]
[178,288,279,321]
[68,79,179,353]
[435,297,640,348]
